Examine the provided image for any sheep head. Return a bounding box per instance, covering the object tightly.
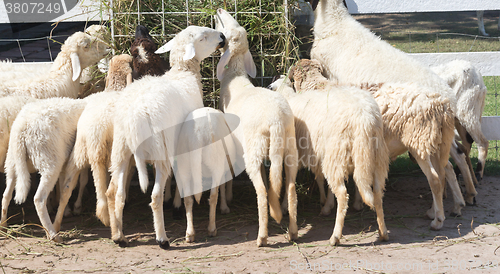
[305,0,347,11]
[62,29,111,82]
[214,8,256,81]
[105,54,133,91]
[155,26,226,68]
[131,25,169,79]
[131,25,158,62]
[289,59,324,90]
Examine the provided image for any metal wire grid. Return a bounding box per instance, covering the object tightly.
[108,0,290,106]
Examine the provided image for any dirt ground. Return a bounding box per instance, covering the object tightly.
[2,10,500,274]
[1,171,500,273]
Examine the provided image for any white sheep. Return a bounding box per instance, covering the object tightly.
[305,0,473,228]
[0,30,110,99]
[0,97,88,242]
[0,96,37,172]
[290,58,460,229]
[268,75,389,246]
[215,8,299,247]
[104,26,226,249]
[431,60,488,183]
[173,107,241,242]
[47,54,134,231]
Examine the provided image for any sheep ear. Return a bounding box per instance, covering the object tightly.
[155,39,174,54]
[244,50,256,78]
[183,43,196,61]
[71,52,82,82]
[126,73,133,86]
[217,49,231,81]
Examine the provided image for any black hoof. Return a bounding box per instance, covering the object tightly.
[466,197,477,206]
[114,240,128,248]
[157,240,170,249]
[475,172,482,183]
[172,206,184,220]
[450,212,461,217]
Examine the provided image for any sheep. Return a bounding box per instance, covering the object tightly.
[431,60,488,182]
[0,97,88,242]
[0,96,37,173]
[103,26,226,249]
[215,8,299,247]
[289,58,460,229]
[173,107,242,242]
[305,0,477,225]
[0,30,110,99]
[477,10,500,36]
[131,25,170,80]
[268,74,389,245]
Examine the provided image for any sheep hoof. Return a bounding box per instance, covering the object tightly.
[220,207,230,215]
[63,207,73,218]
[378,231,389,242]
[157,240,170,250]
[329,236,341,246]
[288,231,298,241]
[352,202,364,211]
[114,240,128,248]
[320,207,332,216]
[257,237,267,247]
[466,197,477,206]
[430,219,444,231]
[172,206,184,220]
[73,206,82,216]
[208,229,217,237]
[51,234,63,243]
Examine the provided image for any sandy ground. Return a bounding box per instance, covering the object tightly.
[1,172,500,273]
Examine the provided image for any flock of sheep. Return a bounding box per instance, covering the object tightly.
[0,0,490,249]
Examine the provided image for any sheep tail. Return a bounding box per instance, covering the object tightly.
[134,154,149,193]
[351,125,386,209]
[12,137,31,204]
[268,124,285,224]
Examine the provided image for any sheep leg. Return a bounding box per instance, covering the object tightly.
[108,157,131,247]
[53,167,82,233]
[414,156,446,230]
[225,179,233,203]
[328,176,348,246]
[92,162,111,226]
[184,195,195,242]
[0,170,16,231]
[164,175,172,202]
[72,168,89,215]
[352,186,364,211]
[34,173,63,243]
[247,164,269,247]
[477,11,489,36]
[150,164,170,249]
[316,172,327,205]
[467,128,489,181]
[373,155,389,242]
[449,143,477,205]
[207,186,219,237]
[443,162,466,217]
[322,189,336,216]
[284,135,299,241]
[219,181,231,214]
[455,123,479,186]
